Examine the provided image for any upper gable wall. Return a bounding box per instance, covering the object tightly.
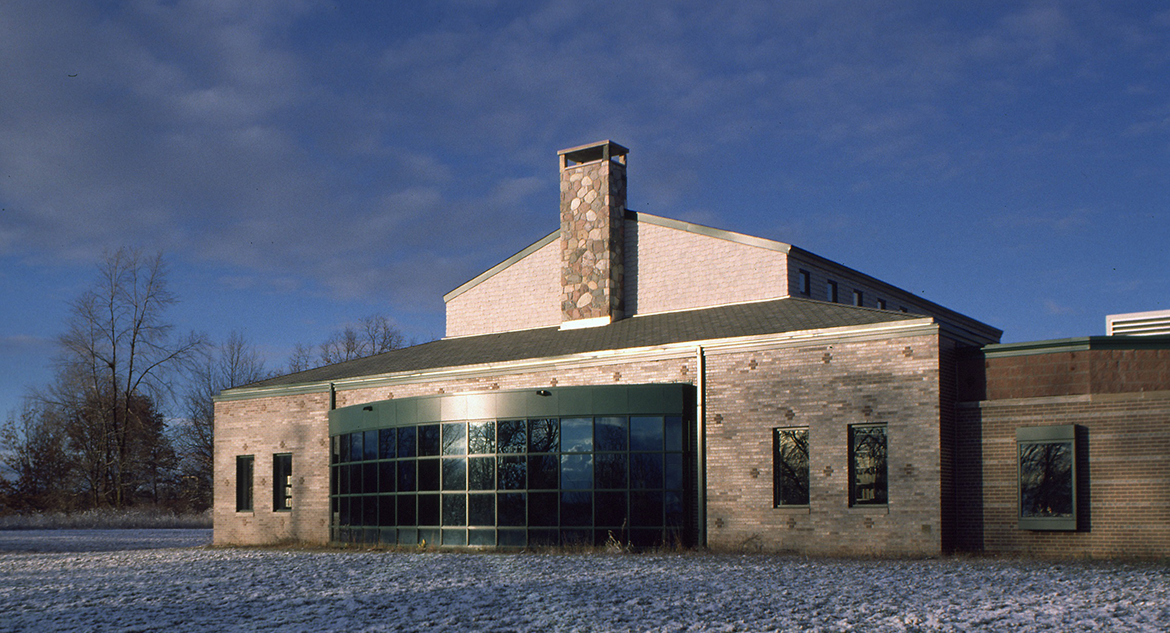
[444,214,792,338]
[445,235,562,338]
[624,216,789,316]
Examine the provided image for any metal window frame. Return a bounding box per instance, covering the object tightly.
[1016,425,1077,531]
[235,455,254,512]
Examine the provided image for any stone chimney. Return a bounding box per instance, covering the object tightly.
[558,140,628,329]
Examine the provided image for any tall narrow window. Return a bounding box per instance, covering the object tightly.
[852,290,864,307]
[274,453,293,511]
[236,455,254,512]
[798,270,811,296]
[827,280,838,303]
[849,425,887,505]
[1017,425,1077,530]
[773,428,809,506]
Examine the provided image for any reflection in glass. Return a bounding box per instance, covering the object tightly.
[595,491,627,527]
[351,433,363,462]
[363,462,377,494]
[468,494,495,526]
[630,453,663,489]
[442,457,467,491]
[664,453,684,490]
[497,420,526,453]
[498,456,526,490]
[528,455,558,489]
[363,495,378,525]
[630,491,663,527]
[560,455,593,490]
[664,491,684,528]
[595,417,628,451]
[379,461,395,493]
[665,416,683,452]
[595,454,627,489]
[528,419,559,453]
[630,417,663,451]
[498,493,526,526]
[419,424,441,456]
[443,494,466,526]
[468,529,495,546]
[397,427,416,458]
[775,428,810,506]
[379,428,396,460]
[349,464,362,494]
[364,429,378,461]
[339,433,350,462]
[443,422,466,456]
[397,461,416,492]
[418,494,440,526]
[850,425,887,505]
[528,491,558,526]
[397,495,416,525]
[561,491,591,526]
[331,435,340,465]
[468,457,495,491]
[1019,441,1073,517]
[379,495,395,526]
[560,418,592,453]
[469,421,495,454]
[418,459,440,491]
[442,529,467,546]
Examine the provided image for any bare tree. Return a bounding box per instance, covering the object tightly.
[285,342,316,374]
[318,314,406,366]
[0,400,74,512]
[178,331,267,511]
[53,248,205,508]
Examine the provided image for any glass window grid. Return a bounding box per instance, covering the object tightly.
[329,416,688,547]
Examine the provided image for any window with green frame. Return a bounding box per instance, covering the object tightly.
[236,455,254,512]
[1017,425,1077,531]
[273,453,292,511]
[773,428,809,506]
[849,424,887,506]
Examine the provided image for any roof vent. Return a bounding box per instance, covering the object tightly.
[1106,309,1170,336]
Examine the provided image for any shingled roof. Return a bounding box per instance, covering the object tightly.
[235,298,924,392]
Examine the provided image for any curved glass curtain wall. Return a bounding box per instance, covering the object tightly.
[328,384,694,548]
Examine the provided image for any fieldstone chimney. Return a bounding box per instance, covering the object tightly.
[558,140,628,329]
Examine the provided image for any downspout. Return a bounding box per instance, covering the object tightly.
[329,383,337,410]
[695,345,707,548]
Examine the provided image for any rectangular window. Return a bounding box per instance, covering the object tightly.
[852,289,864,307]
[773,428,809,506]
[236,455,254,512]
[827,280,838,303]
[1017,425,1077,530]
[273,453,293,511]
[798,270,811,296]
[849,425,887,505]
[876,299,886,310]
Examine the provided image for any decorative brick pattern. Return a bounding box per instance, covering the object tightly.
[702,333,949,557]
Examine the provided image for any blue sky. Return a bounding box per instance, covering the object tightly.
[2,1,1168,418]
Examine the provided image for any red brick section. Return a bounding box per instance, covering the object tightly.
[958,346,1170,558]
[985,349,1170,400]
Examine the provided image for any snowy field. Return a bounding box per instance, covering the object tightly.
[0,532,1167,632]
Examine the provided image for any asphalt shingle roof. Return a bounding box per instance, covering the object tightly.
[242,297,922,390]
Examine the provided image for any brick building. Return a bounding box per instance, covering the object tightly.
[214,141,1168,557]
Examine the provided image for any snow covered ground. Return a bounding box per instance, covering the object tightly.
[0,531,1167,632]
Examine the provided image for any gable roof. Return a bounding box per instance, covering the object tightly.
[226,298,926,397]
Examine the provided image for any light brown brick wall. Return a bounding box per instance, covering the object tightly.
[212,392,332,546]
[216,330,949,555]
[702,332,946,556]
[956,393,1170,558]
